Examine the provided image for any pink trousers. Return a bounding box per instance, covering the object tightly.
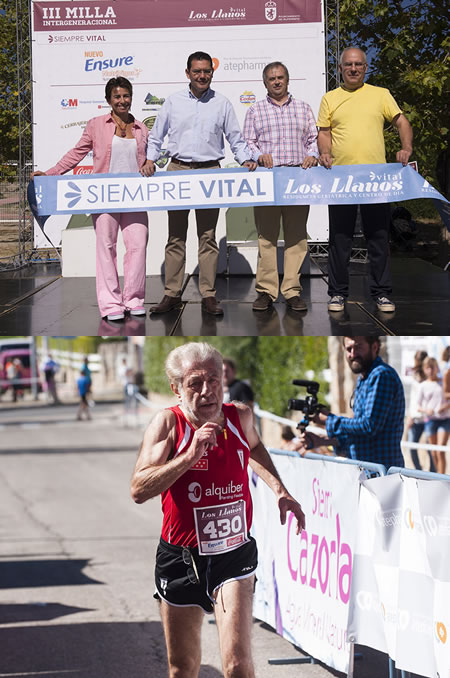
[93,212,148,317]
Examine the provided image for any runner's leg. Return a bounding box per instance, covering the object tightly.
[160,601,204,678]
[214,577,256,678]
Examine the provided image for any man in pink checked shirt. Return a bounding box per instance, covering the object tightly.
[243,62,319,313]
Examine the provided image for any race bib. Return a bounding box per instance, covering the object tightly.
[193,500,249,556]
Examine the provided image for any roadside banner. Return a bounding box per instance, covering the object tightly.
[251,455,361,673]
[32,164,447,217]
[348,474,450,678]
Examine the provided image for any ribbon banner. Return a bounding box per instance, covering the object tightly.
[32,164,447,217]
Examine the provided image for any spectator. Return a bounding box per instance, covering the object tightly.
[298,336,405,469]
[222,358,254,408]
[417,356,450,474]
[278,425,300,451]
[81,356,96,409]
[405,350,435,471]
[442,347,450,400]
[76,370,91,421]
[5,359,17,401]
[124,367,139,414]
[42,354,60,404]
[11,358,24,403]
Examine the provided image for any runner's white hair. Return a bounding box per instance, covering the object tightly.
[165,342,223,386]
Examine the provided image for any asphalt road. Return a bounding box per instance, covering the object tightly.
[0,397,405,678]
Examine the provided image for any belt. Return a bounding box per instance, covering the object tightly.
[171,157,220,169]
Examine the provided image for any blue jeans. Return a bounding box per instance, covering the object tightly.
[408,421,436,472]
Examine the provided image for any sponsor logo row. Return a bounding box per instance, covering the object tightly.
[49,49,265,87]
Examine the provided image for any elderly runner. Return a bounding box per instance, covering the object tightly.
[131,341,305,677]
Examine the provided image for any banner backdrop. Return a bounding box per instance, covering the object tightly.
[348,474,450,678]
[31,0,326,247]
[32,164,447,219]
[251,455,361,673]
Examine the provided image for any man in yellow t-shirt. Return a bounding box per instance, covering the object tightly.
[317,47,413,313]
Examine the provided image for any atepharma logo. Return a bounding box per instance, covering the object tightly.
[435,621,447,644]
[265,0,277,21]
[240,91,256,106]
[61,98,78,109]
[404,508,415,529]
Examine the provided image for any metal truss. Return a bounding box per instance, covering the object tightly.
[324,0,340,90]
[309,242,368,263]
[10,0,33,270]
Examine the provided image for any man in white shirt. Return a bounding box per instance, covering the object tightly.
[141,51,256,316]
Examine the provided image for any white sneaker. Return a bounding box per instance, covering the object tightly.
[129,308,146,316]
[376,296,396,312]
[106,312,125,321]
[328,295,345,312]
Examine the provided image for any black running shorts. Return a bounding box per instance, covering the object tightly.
[154,536,258,613]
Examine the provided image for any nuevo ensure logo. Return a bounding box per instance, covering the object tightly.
[85,54,134,72]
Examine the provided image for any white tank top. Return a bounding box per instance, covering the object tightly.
[109,135,139,173]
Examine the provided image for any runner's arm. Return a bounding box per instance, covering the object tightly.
[131,410,221,503]
[236,403,306,533]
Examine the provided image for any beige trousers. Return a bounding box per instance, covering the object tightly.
[164,161,220,298]
[254,204,310,300]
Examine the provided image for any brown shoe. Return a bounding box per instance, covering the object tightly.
[201,296,224,316]
[285,295,307,312]
[149,295,182,314]
[252,292,273,311]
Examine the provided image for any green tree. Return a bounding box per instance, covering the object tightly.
[254,337,329,416]
[339,0,449,183]
[0,1,21,167]
[142,338,329,418]
[143,338,258,395]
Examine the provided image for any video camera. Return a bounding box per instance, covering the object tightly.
[288,379,323,431]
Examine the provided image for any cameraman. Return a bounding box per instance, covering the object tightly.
[298,336,405,468]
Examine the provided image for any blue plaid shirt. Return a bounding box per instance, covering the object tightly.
[325,356,405,469]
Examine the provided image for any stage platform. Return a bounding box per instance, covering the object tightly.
[0,257,448,336]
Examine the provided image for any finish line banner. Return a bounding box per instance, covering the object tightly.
[32,164,447,217]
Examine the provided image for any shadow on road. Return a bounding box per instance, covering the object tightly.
[0,445,139,455]
[0,621,224,678]
[0,602,92,624]
[0,559,103,588]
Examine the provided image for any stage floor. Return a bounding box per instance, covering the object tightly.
[0,258,448,336]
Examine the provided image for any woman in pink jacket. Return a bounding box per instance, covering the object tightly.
[32,77,148,321]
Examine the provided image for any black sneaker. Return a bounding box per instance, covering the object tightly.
[376,296,395,312]
[328,295,345,312]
